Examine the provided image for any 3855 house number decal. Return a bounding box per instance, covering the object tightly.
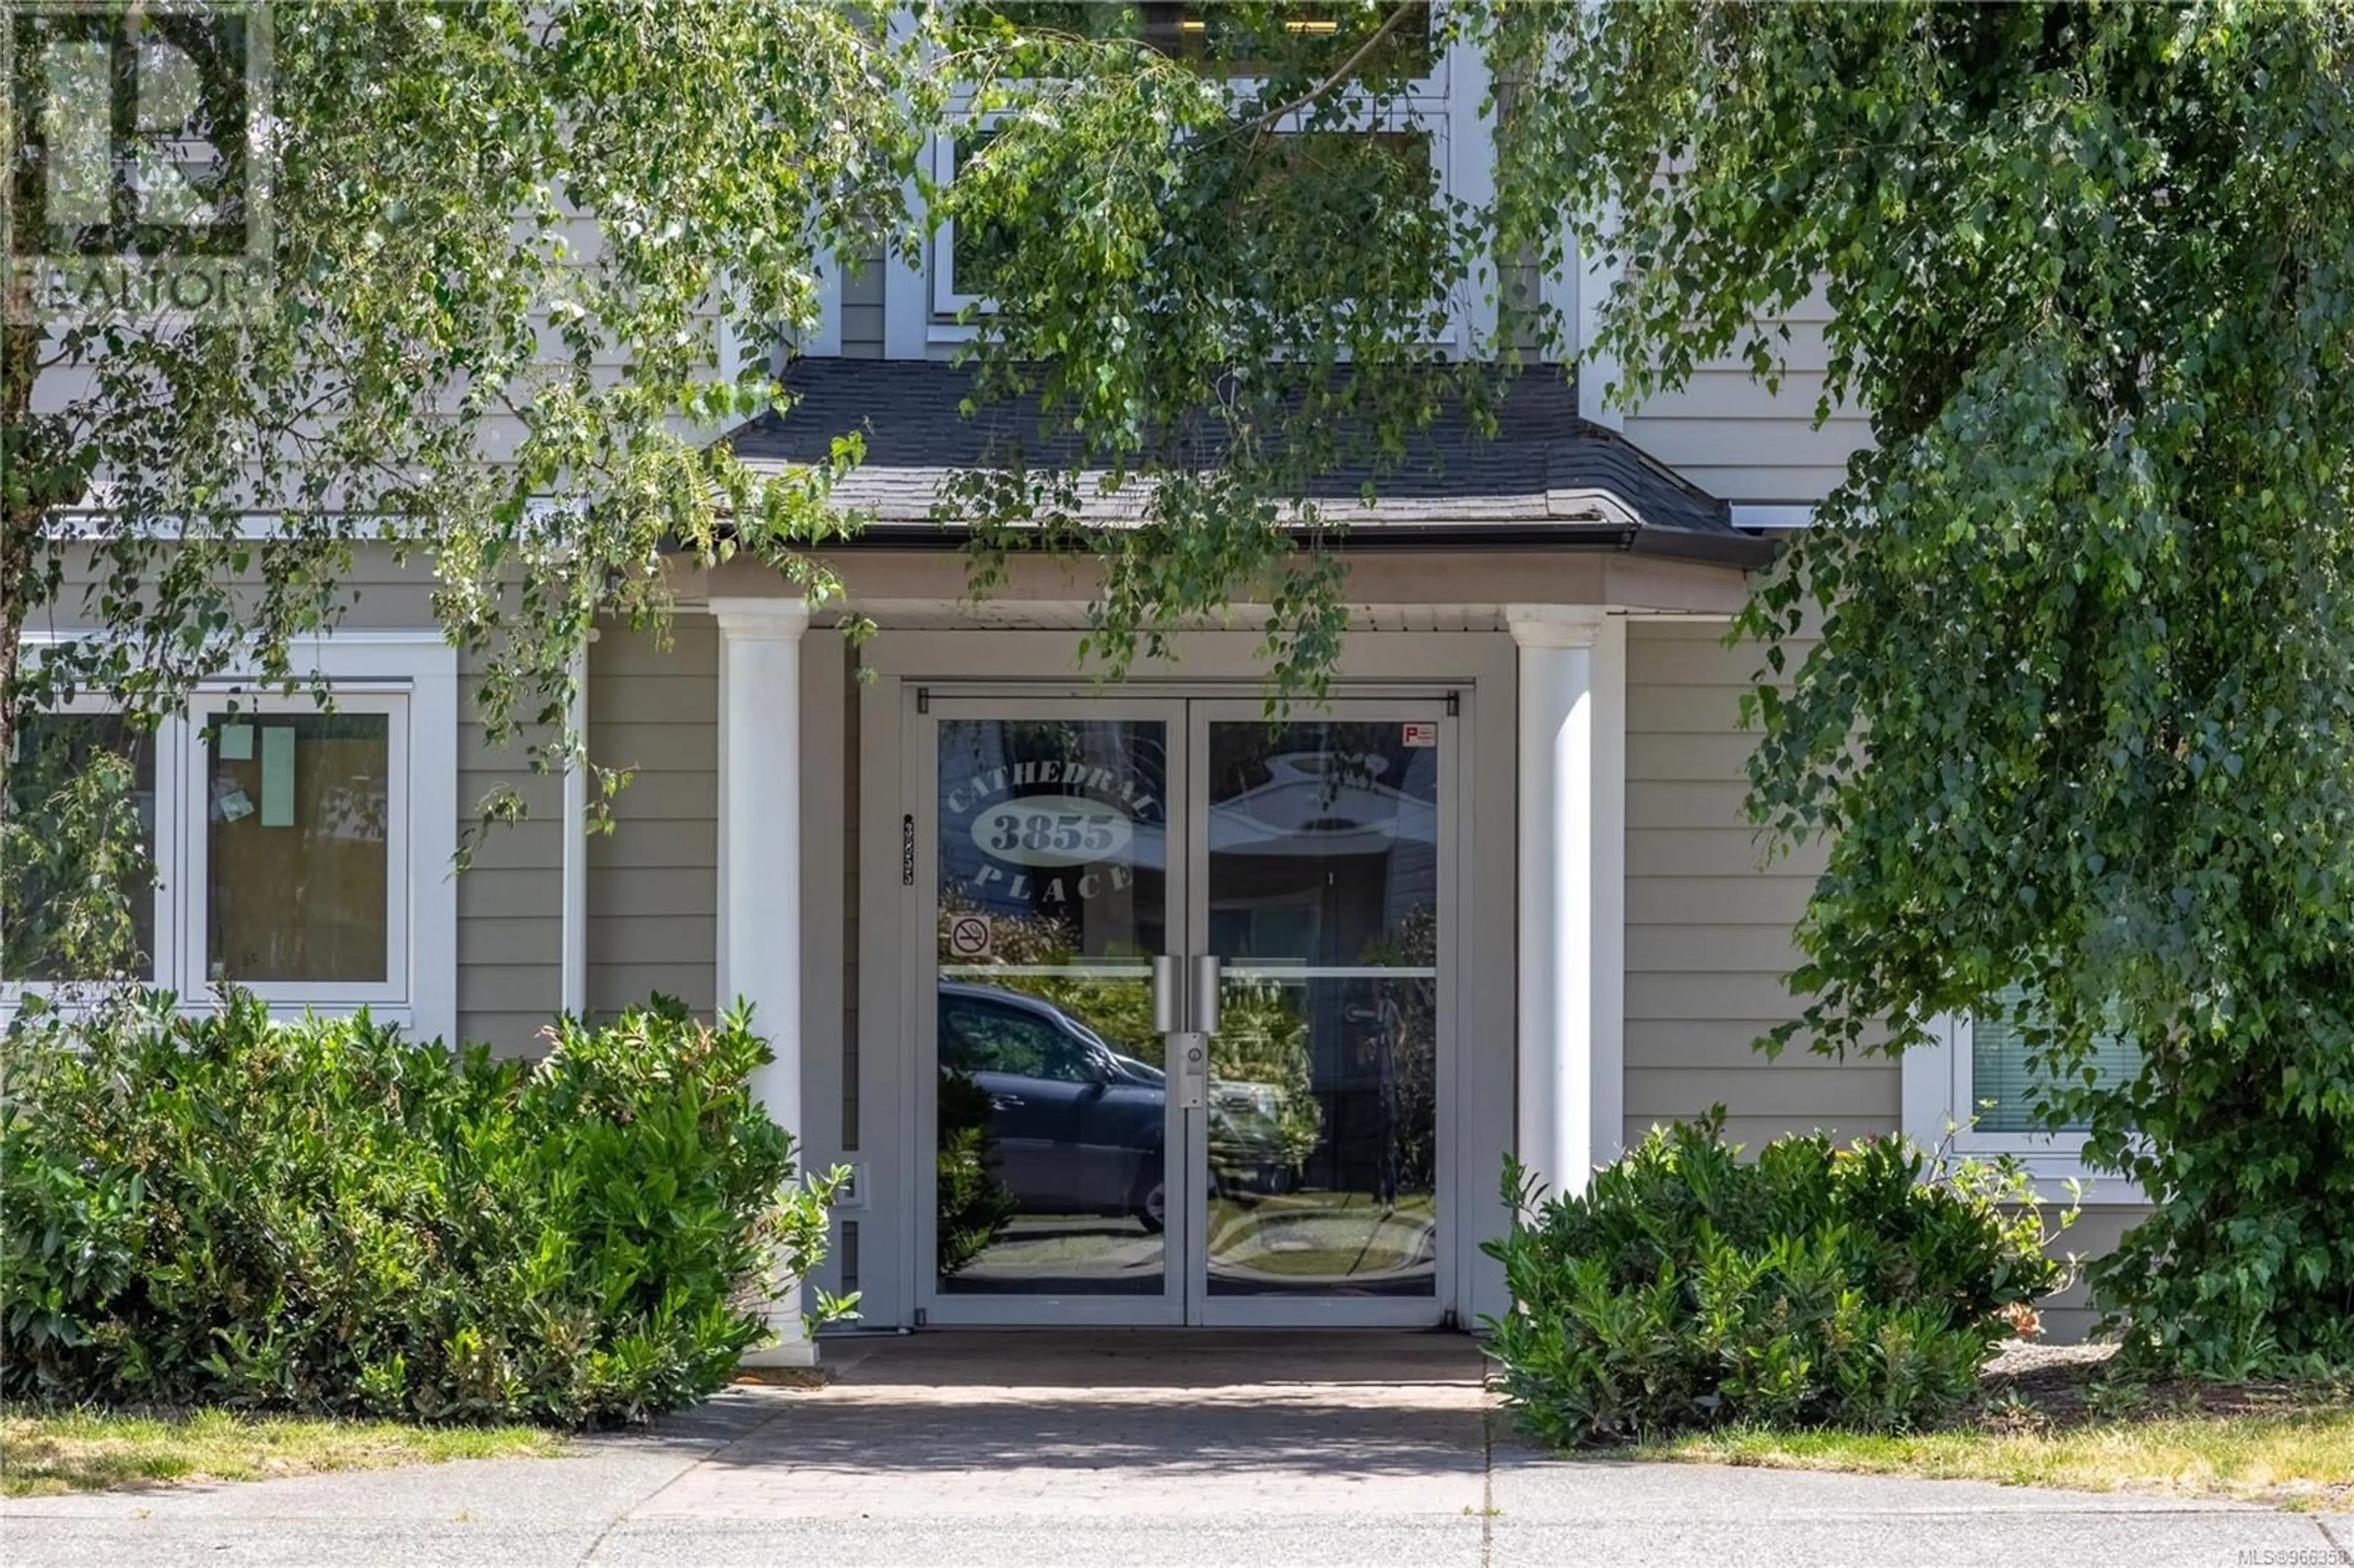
[943,752,1161,904]
[968,795,1134,867]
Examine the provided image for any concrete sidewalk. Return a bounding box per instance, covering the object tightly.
[5,1331,2347,1567]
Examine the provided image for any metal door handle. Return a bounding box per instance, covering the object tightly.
[1151,954,1181,1033]
[1190,953,1221,1035]
[989,1094,1024,1110]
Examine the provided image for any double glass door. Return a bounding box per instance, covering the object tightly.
[920,696,1450,1325]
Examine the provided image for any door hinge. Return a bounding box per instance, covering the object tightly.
[1445,690,1460,717]
[901,814,915,886]
[914,1307,928,1328]
[916,686,931,714]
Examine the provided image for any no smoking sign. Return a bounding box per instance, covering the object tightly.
[948,914,993,959]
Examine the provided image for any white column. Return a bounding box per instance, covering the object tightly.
[1507,606,1628,1203]
[559,644,589,1017]
[710,596,814,1366]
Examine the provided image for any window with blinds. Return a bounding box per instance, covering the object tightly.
[1969,983,2142,1132]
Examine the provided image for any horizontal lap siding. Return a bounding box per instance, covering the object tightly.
[1621,310,1873,503]
[2041,1208,2141,1343]
[1625,621,2144,1344]
[457,655,562,1055]
[1623,620,1899,1147]
[586,619,717,1018]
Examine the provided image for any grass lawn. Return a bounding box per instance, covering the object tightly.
[1,1407,568,1496]
[1626,1348,2354,1511]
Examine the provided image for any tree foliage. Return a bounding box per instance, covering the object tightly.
[2,0,924,867]
[6,0,2350,1374]
[1506,0,2353,1372]
[928,1,1498,702]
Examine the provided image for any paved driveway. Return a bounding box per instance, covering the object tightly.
[5,1331,2347,1567]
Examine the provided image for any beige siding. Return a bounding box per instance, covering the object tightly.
[455,670,562,1054]
[50,541,445,629]
[1621,304,1873,504]
[585,617,718,1017]
[1623,618,1898,1148]
[2041,1207,2141,1344]
[1624,618,2147,1344]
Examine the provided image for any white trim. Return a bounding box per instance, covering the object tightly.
[1731,504,1816,531]
[1505,603,1606,649]
[710,596,817,1364]
[559,644,589,1017]
[47,501,591,542]
[1506,605,1626,1195]
[408,649,459,1046]
[1901,1013,2142,1203]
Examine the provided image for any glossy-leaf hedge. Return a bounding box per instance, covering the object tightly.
[0,992,847,1424]
[1483,1114,2069,1444]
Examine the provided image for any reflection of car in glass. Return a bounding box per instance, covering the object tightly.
[937,982,1294,1233]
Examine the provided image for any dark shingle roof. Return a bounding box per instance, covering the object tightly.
[723,358,1770,566]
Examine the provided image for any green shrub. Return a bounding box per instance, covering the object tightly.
[1481,1109,2069,1445]
[0,991,849,1425]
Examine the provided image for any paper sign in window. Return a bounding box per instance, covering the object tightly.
[218,723,254,760]
[259,726,295,827]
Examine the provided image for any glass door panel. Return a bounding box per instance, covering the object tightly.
[1197,714,1444,1304]
[931,712,1181,1307]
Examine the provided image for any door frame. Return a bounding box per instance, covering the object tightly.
[908,687,1463,1329]
[852,627,1518,1336]
[913,695,1192,1327]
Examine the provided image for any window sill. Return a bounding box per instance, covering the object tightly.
[2,990,416,1036]
[1945,1136,2146,1206]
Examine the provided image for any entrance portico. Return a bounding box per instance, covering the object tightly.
[693,359,1768,1345]
[700,581,1742,1342]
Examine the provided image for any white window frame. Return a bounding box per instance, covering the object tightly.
[929,111,1008,321]
[927,103,1469,338]
[1901,1011,2144,1203]
[1,698,182,995]
[892,9,1489,356]
[183,688,411,1012]
[2,631,457,1043]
